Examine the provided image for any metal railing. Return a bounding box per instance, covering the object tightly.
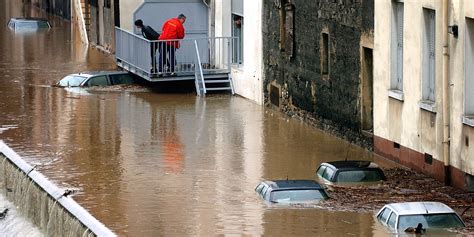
[194,41,206,96]
[115,27,235,78]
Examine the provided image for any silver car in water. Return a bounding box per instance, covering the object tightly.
[376,202,465,233]
[56,71,135,87]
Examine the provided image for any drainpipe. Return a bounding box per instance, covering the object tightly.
[442,0,450,185]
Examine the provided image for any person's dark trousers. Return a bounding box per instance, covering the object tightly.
[158,43,177,74]
[150,42,158,73]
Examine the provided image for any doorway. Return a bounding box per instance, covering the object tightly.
[361,47,373,132]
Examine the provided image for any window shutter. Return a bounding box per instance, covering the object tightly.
[397,3,404,91]
[428,11,436,101]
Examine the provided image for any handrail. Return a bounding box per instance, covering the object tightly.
[194,40,206,95]
[115,27,236,78]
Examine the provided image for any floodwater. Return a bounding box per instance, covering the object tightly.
[0,2,391,236]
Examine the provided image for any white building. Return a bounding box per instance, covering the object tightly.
[374,0,474,190]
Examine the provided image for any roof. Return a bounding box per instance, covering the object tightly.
[72,71,130,78]
[263,180,324,190]
[322,160,380,169]
[10,17,49,22]
[385,202,457,215]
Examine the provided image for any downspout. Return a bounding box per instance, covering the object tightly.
[442,0,450,185]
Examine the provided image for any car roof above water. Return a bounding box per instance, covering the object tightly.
[71,71,130,78]
[10,17,49,22]
[322,160,380,170]
[384,202,458,215]
[262,180,324,190]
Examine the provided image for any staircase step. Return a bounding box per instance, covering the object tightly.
[206,87,232,91]
[204,80,230,83]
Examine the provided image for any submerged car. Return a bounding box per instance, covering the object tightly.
[255,180,329,204]
[316,160,386,184]
[8,17,51,31]
[376,202,465,232]
[56,71,135,87]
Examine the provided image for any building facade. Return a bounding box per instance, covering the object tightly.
[87,0,119,52]
[374,0,474,190]
[263,0,375,147]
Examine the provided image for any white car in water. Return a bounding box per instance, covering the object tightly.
[376,202,465,233]
[56,71,135,87]
[8,17,51,31]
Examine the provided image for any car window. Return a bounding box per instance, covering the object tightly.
[86,76,109,86]
[109,74,134,85]
[316,166,326,177]
[322,167,335,181]
[261,185,269,198]
[336,170,384,182]
[377,207,391,224]
[58,75,87,87]
[270,189,328,203]
[398,214,465,230]
[387,212,397,228]
[255,184,265,194]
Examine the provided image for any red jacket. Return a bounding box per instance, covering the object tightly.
[159,18,185,48]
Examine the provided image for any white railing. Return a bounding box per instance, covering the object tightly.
[115,27,235,78]
[194,41,206,96]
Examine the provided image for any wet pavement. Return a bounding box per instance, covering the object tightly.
[0,1,471,236]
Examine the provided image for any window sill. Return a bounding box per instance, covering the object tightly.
[419,100,437,113]
[462,115,474,127]
[388,89,404,101]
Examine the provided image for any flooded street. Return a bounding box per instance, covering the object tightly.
[1,2,393,236]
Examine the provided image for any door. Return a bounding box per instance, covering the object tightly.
[362,47,373,132]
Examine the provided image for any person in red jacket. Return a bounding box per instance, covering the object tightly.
[158,14,186,76]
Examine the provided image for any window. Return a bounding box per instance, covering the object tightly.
[110,74,134,85]
[87,76,108,86]
[232,0,243,64]
[465,18,474,115]
[391,1,404,92]
[378,208,391,223]
[316,166,327,177]
[387,212,397,228]
[232,14,243,64]
[422,9,436,104]
[255,184,265,195]
[104,0,111,8]
[336,170,385,182]
[321,33,329,75]
[270,189,327,203]
[322,167,335,181]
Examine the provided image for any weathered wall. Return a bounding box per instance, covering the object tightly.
[28,0,71,20]
[89,0,116,52]
[263,0,374,147]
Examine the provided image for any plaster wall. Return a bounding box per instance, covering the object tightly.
[120,0,142,32]
[215,0,264,104]
[374,0,474,184]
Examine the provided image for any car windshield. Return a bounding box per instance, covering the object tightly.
[398,214,465,230]
[57,75,87,87]
[336,170,384,182]
[270,189,327,203]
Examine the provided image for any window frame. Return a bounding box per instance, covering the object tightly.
[464,17,474,127]
[389,1,405,101]
[421,8,436,111]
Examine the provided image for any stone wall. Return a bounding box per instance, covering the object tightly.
[263,0,374,148]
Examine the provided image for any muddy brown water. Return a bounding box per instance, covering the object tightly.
[0,2,453,237]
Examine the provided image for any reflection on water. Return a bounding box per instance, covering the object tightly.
[0,1,398,236]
